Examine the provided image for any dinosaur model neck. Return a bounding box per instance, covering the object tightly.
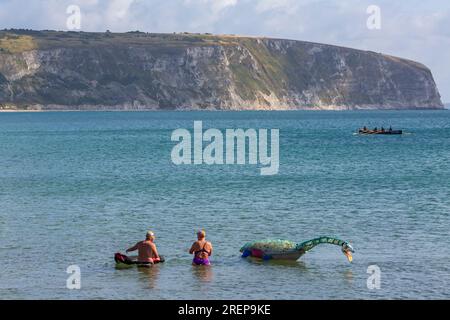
[296,236,346,252]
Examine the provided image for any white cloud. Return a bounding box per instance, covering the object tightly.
[184,0,237,10]
[107,0,135,20]
[211,0,238,13]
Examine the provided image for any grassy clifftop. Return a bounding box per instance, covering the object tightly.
[0,30,248,52]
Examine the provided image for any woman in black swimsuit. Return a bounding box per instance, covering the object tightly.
[189,230,213,265]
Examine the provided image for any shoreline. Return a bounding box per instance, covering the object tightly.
[0,108,447,113]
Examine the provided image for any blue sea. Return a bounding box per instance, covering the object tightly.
[0,110,449,300]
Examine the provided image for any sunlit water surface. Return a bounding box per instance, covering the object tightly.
[0,111,449,299]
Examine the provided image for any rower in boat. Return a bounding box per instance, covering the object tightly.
[357,126,403,135]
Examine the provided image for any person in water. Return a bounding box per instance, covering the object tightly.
[126,231,161,264]
[189,230,213,266]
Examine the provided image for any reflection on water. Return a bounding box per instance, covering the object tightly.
[192,265,214,283]
[343,269,354,285]
[243,257,309,270]
[138,265,161,289]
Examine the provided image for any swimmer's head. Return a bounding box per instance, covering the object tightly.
[197,229,206,239]
[146,231,155,240]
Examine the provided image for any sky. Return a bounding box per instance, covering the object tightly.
[0,0,449,102]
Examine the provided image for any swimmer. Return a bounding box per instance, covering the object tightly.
[189,230,213,266]
[126,231,161,265]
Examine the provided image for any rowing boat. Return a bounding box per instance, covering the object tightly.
[358,130,403,135]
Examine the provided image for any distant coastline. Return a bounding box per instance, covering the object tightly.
[0,29,444,111]
[0,106,447,113]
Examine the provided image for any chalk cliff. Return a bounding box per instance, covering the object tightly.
[0,30,443,110]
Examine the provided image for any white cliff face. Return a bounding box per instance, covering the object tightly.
[0,31,443,110]
[0,50,40,81]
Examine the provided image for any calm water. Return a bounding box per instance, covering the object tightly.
[0,111,449,300]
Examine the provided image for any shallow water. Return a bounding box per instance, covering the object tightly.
[0,110,449,299]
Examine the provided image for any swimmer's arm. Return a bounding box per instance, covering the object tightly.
[151,243,159,259]
[189,242,197,255]
[126,243,139,253]
[208,242,213,256]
